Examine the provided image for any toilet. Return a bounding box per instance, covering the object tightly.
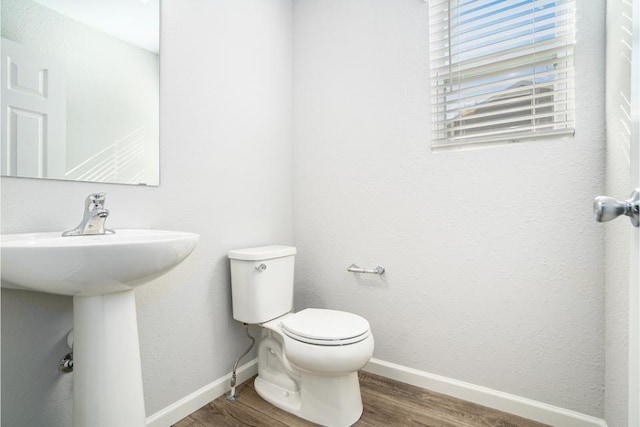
[228,245,374,426]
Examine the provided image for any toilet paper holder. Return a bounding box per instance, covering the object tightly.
[347,264,385,275]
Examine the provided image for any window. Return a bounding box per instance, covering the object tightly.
[429,0,576,150]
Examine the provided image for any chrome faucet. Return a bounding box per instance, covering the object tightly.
[62,193,115,236]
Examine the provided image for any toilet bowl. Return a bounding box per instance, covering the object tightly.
[228,246,375,426]
[256,309,374,426]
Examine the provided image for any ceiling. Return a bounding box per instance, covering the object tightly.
[32,0,159,53]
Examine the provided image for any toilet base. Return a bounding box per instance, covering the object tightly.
[255,371,364,427]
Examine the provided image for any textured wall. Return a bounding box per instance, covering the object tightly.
[292,0,606,417]
[0,0,293,425]
[1,0,159,182]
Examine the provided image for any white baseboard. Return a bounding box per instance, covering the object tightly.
[146,357,607,427]
[363,358,607,427]
[145,358,258,427]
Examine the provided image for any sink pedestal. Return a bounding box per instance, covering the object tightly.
[1,229,200,426]
[73,290,146,427]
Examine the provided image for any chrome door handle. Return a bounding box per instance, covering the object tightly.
[593,189,640,227]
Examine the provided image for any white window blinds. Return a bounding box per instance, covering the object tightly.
[429,0,576,150]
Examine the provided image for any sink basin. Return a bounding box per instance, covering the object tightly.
[1,228,199,426]
[1,229,199,296]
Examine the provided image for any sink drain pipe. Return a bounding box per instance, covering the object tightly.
[227,323,255,400]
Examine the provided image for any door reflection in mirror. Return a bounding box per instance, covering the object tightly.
[0,0,159,186]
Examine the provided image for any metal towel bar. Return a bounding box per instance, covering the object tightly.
[347,264,385,275]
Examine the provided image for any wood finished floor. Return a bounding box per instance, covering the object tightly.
[173,372,550,427]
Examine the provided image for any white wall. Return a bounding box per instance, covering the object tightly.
[2,0,159,184]
[0,0,293,425]
[292,0,606,417]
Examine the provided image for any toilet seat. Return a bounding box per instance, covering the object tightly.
[281,308,370,346]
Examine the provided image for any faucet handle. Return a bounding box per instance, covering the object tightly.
[85,192,107,210]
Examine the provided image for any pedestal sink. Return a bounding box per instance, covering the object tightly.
[0,229,199,427]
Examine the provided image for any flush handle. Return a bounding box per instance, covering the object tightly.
[255,264,267,272]
[593,189,640,227]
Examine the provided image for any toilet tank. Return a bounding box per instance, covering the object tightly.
[228,245,297,324]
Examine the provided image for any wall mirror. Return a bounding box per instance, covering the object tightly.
[0,0,160,186]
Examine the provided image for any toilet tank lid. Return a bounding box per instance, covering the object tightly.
[228,245,296,261]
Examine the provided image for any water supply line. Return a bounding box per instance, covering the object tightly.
[227,323,255,400]
[59,329,74,373]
